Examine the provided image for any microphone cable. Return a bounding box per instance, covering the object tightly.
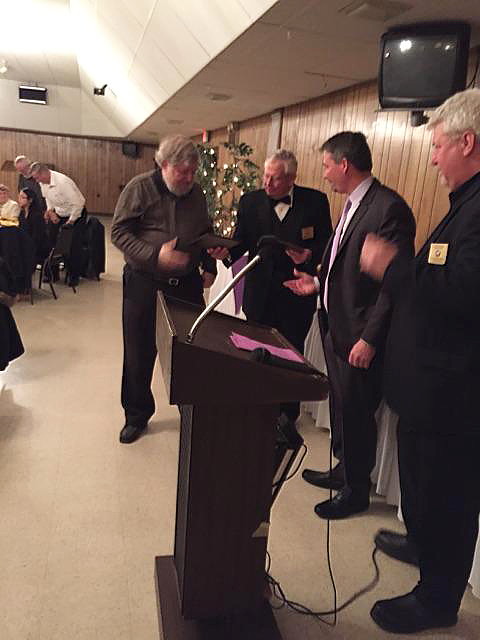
[266,437,380,626]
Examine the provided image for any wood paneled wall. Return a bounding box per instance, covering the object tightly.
[0,130,157,215]
[281,82,449,249]
[208,80,453,251]
[2,75,454,239]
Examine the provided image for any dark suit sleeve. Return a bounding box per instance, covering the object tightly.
[361,198,416,347]
[302,192,332,275]
[385,212,480,323]
[226,194,250,266]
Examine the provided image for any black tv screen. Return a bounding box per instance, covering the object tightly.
[379,22,470,110]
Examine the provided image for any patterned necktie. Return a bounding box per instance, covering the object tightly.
[323,198,352,311]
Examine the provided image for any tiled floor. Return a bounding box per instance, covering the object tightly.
[1,219,478,639]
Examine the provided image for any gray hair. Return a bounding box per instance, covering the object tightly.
[428,88,480,138]
[29,162,50,175]
[265,149,298,176]
[155,134,199,167]
[14,155,30,165]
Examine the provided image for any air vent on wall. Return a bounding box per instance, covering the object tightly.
[19,85,47,105]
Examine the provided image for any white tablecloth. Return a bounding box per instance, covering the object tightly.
[206,259,246,319]
[302,318,480,597]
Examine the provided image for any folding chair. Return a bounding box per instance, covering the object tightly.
[39,225,76,299]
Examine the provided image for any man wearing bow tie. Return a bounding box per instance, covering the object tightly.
[212,149,331,423]
[285,132,416,519]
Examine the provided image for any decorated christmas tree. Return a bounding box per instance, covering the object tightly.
[196,142,259,237]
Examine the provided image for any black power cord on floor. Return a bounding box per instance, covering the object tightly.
[267,438,381,626]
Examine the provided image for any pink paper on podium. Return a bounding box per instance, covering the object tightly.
[230,332,304,363]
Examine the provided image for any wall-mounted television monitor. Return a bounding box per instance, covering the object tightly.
[379,21,471,110]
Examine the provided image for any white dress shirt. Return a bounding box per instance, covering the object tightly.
[336,176,374,243]
[317,176,374,306]
[40,170,85,224]
[273,187,294,221]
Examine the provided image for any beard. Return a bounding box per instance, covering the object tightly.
[163,174,193,197]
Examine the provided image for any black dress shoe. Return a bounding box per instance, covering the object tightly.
[302,464,344,490]
[314,488,369,520]
[374,529,419,567]
[119,424,147,444]
[370,592,457,634]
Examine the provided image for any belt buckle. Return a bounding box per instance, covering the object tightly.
[168,277,179,286]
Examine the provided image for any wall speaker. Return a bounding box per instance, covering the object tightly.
[122,142,139,158]
[19,85,48,105]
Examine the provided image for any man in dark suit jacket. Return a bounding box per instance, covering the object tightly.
[285,132,416,519]
[14,155,46,214]
[361,89,480,634]
[212,149,331,422]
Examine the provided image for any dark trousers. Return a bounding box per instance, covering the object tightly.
[254,289,314,421]
[121,265,205,428]
[323,330,382,494]
[47,210,86,279]
[398,424,480,614]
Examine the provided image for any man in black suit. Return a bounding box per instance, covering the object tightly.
[285,132,416,519]
[361,89,480,634]
[211,149,331,422]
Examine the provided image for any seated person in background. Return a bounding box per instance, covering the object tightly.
[18,188,50,267]
[0,184,20,225]
[0,257,24,371]
[0,188,34,293]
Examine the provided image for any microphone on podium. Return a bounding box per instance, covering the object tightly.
[186,241,270,343]
[186,235,309,343]
[250,347,315,374]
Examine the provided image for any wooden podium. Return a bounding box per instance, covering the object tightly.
[154,294,328,639]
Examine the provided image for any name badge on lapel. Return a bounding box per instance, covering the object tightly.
[428,243,448,265]
[301,226,314,240]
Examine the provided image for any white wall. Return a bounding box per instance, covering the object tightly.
[0,78,122,137]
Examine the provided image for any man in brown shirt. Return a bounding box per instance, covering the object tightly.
[112,134,218,444]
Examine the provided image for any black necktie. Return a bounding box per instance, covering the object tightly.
[270,195,291,206]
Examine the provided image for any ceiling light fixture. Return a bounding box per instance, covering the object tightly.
[0,60,8,74]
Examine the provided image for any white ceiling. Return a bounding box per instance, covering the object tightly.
[0,0,78,87]
[1,0,480,143]
[134,0,480,142]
